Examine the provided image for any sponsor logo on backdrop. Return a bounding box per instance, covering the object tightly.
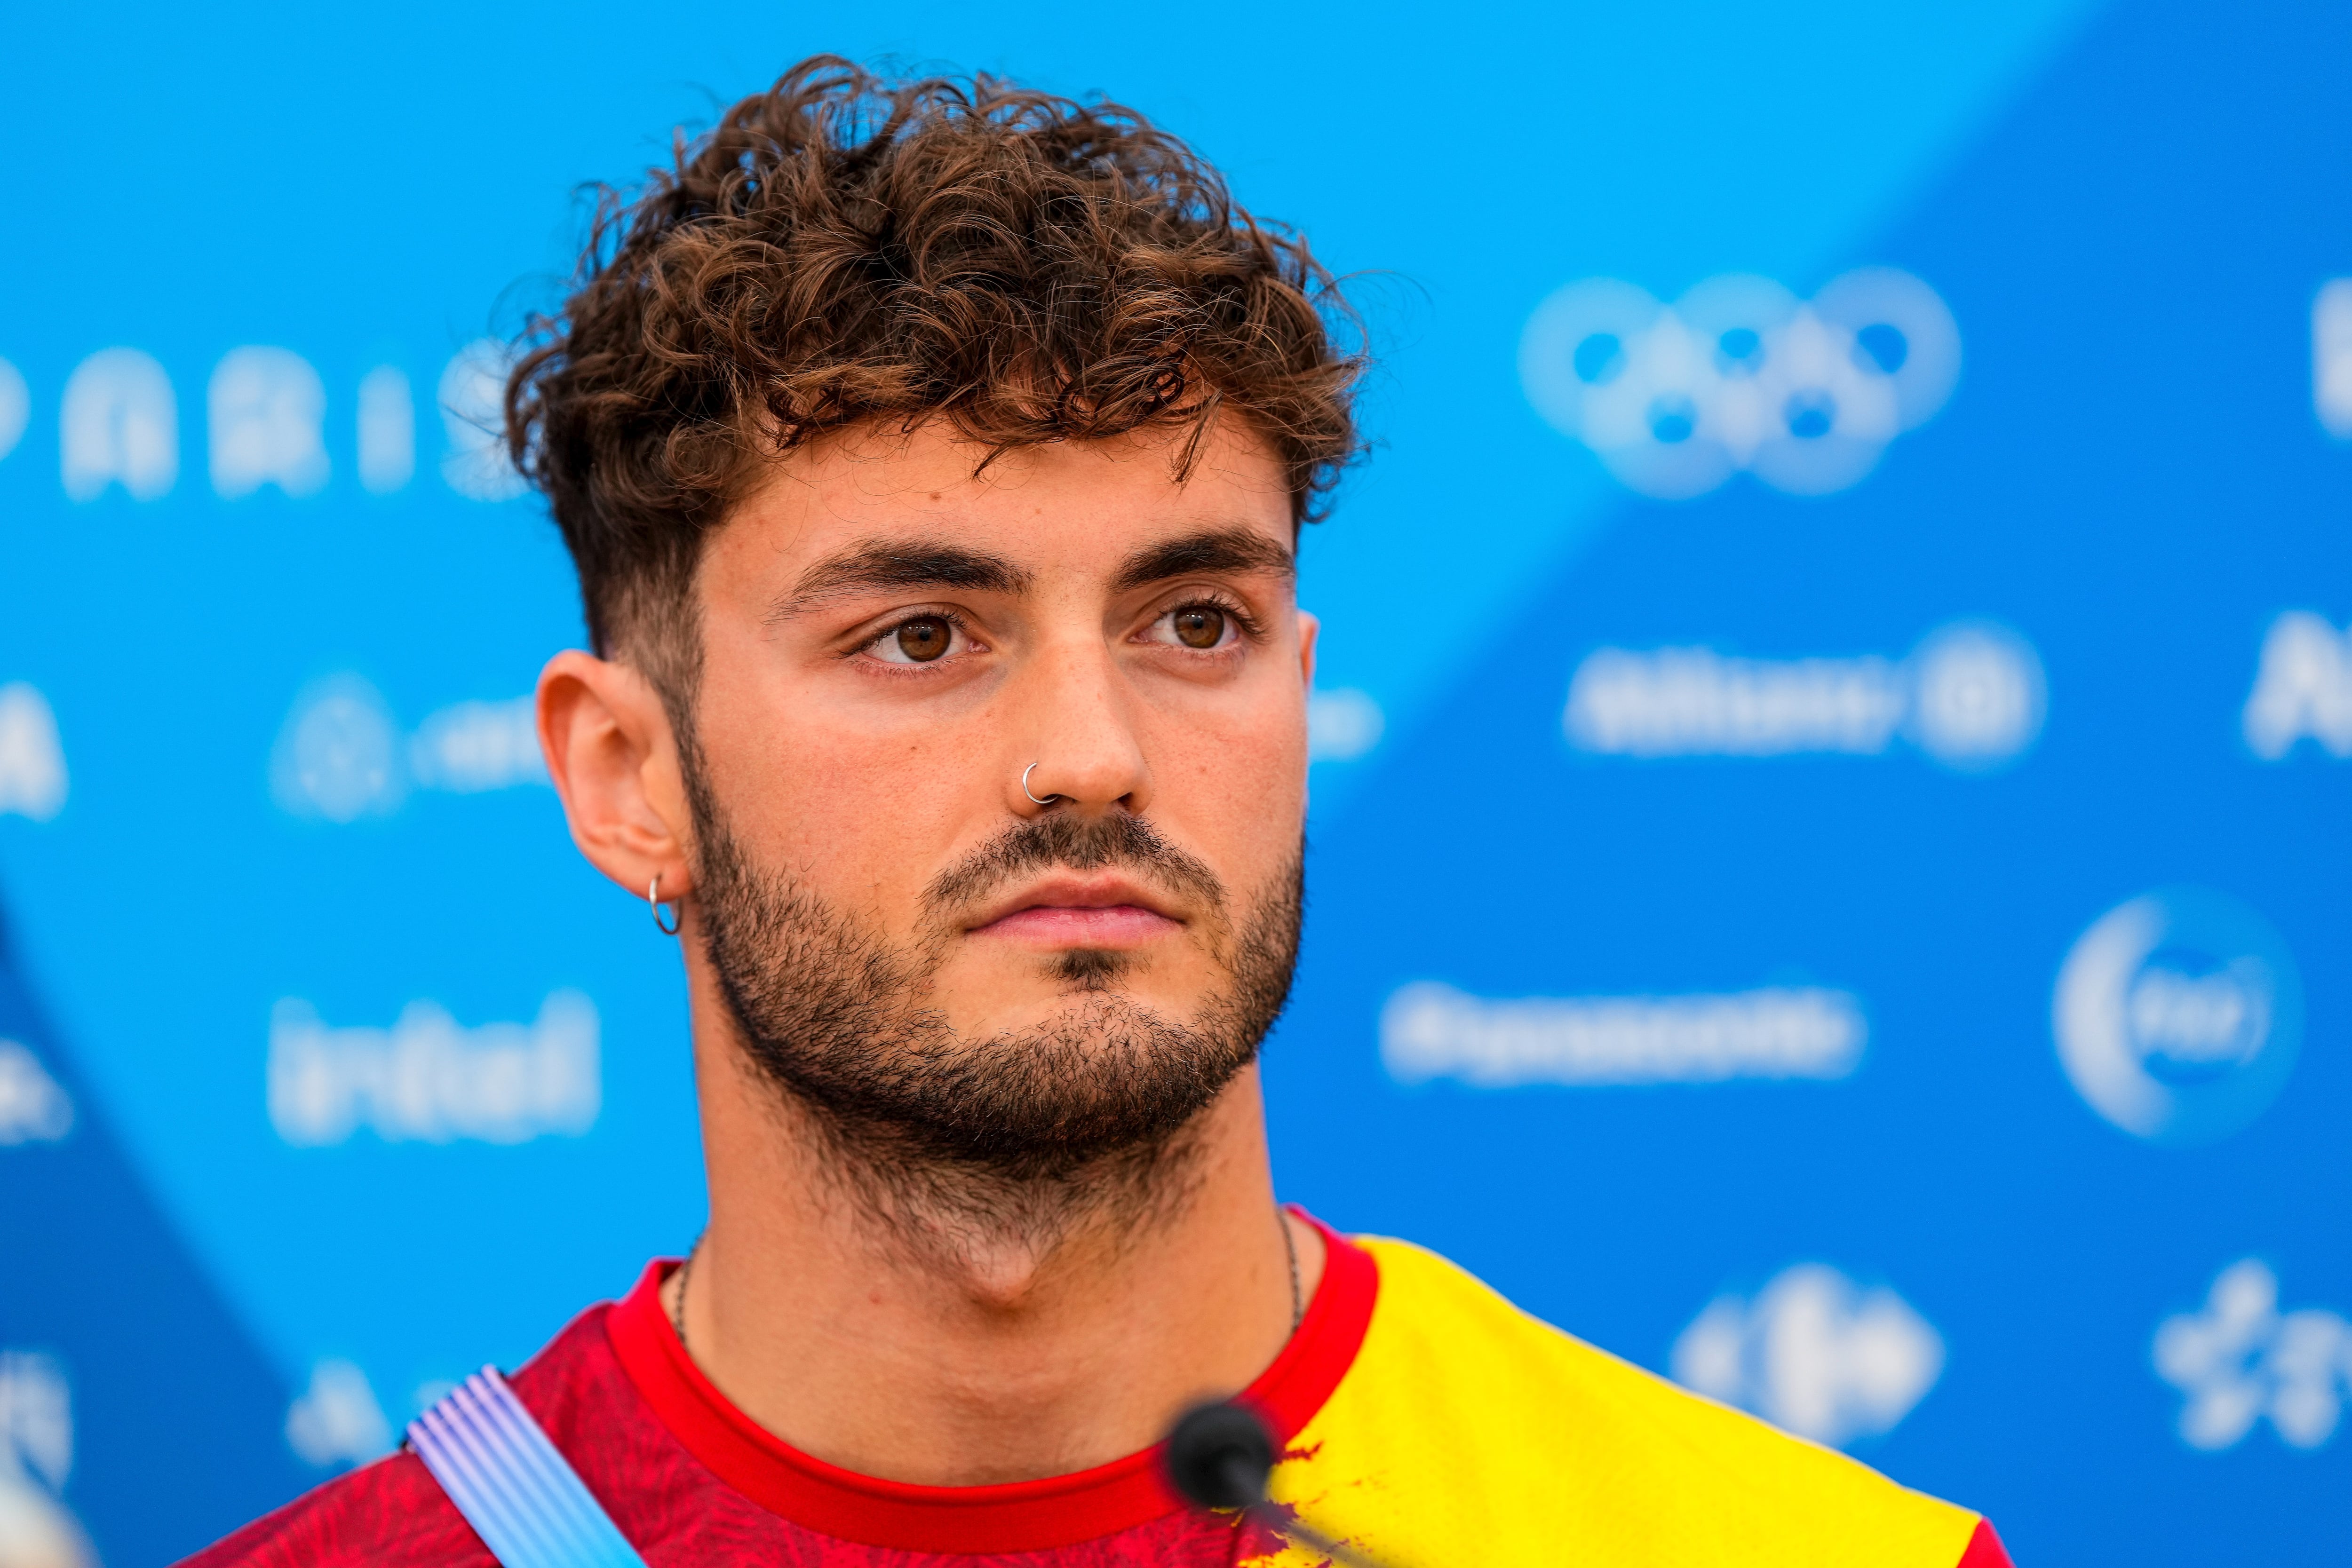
[1565,619,2045,770]
[2157,1259,2352,1451]
[0,1356,73,1497]
[2242,610,2352,759]
[2053,887,2302,1147]
[61,347,178,502]
[1381,981,1865,1088]
[1671,1265,1943,1449]
[0,1351,95,1568]
[357,365,415,495]
[0,1043,72,1147]
[439,339,526,502]
[0,358,26,464]
[268,990,600,1147]
[1520,268,1959,499]
[269,673,546,823]
[1307,688,1383,762]
[407,697,548,793]
[285,1358,394,1470]
[32,341,517,502]
[210,345,332,499]
[0,686,67,823]
[2312,281,2352,438]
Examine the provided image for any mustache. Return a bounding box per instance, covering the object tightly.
[922,811,1227,922]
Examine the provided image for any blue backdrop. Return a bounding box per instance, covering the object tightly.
[2,1,2347,1562]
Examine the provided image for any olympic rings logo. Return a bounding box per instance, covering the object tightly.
[1519,269,1961,499]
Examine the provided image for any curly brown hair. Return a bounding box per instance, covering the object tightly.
[507,55,1363,674]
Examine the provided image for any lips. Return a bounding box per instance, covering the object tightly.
[965,874,1186,948]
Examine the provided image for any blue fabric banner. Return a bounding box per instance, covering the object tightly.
[0,1,2345,1560]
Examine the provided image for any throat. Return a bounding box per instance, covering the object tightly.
[833,1110,1214,1299]
[938,1231,1068,1313]
[682,1063,1305,1486]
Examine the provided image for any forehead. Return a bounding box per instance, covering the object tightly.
[705,419,1296,592]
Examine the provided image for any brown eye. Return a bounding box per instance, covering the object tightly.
[1172,606,1226,649]
[894,618,952,661]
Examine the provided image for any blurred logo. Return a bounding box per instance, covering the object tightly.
[2312,281,2352,438]
[2156,1259,2352,1451]
[357,365,415,494]
[268,990,600,1146]
[209,346,331,499]
[60,347,177,503]
[0,1044,72,1147]
[1671,1265,1943,1449]
[270,675,403,822]
[269,673,546,823]
[0,359,26,465]
[1521,268,1959,498]
[24,342,513,501]
[1565,619,2043,771]
[439,338,526,502]
[1381,982,1864,1088]
[408,697,548,793]
[0,687,67,823]
[2242,610,2352,759]
[1307,688,1383,762]
[285,1359,393,1470]
[0,1352,95,1568]
[2053,888,2302,1147]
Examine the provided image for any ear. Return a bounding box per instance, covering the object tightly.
[1295,609,1320,690]
[537,648,697,903]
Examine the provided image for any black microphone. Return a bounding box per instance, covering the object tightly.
[1163,1401,1401,1568]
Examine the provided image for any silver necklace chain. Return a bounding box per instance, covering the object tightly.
[1280,1208,1303,1334]
[670,1235,698,1351]
[670,1208,1303,1357]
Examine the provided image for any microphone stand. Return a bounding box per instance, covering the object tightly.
[1237,1503,1391,1568]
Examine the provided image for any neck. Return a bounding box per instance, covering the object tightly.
[671,974,1325,1486]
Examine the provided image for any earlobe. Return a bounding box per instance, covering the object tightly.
[537,649,695,904]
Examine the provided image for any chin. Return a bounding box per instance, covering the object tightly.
[946,947,1188,1010]
[959,973,1204,1039]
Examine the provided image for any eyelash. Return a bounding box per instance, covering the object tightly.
[851,593,1264,665]
[1152,592,1263,643]
[854,607,977,664]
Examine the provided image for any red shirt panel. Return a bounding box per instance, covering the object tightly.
[179,1226,1377,1566]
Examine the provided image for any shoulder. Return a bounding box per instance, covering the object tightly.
[174,1306,624,1568]
[170,1449,487,1568]
[1278,1235,2002,1568]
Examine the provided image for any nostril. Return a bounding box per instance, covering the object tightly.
[1021,762,1062,806]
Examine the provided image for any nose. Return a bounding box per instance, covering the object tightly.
[1008,638,1152,818]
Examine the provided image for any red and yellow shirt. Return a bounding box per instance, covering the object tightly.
[186,1220,2010,1566]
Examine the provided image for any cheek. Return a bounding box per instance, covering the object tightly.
[1162,702,1309,872]
[693,673,977,919]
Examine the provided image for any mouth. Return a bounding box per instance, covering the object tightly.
[964,872,1187,950]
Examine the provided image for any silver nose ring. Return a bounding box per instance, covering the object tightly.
[1022,762,1062,806]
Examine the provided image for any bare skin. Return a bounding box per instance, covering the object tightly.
[537,419,1327,1486]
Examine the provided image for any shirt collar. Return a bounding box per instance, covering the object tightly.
[602,1208,1377,1553]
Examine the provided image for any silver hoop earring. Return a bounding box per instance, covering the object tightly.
[648,875,682,936]
[1021,762,1061,807]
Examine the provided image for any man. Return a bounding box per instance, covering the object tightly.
[190,57,2010,1568]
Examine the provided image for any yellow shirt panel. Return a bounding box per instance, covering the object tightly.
[1263,1236,1983,1568]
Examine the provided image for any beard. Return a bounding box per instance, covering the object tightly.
[679,746,1303,1247]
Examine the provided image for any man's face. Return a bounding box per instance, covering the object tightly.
[674,419,1315,1175]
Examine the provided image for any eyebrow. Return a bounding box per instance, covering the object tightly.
[768,540,1033,620]
[1111,528,1295,593]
